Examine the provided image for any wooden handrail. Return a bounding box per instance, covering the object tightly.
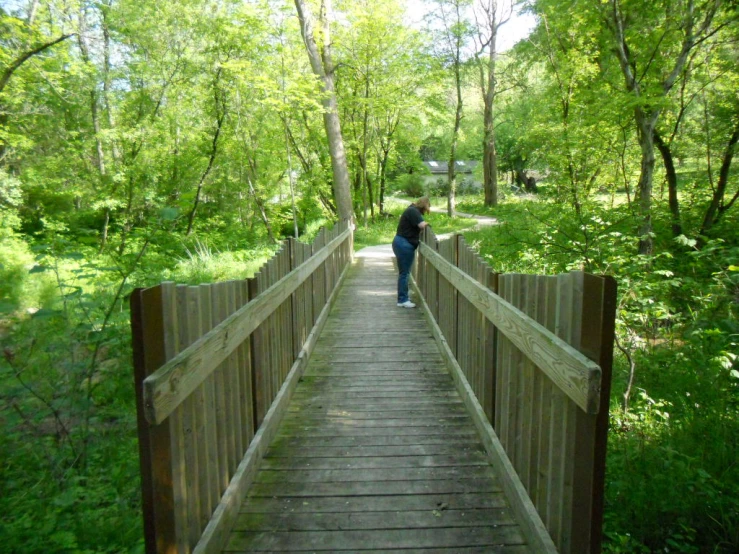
[420,242,602,414]
[132,222,353,554]
[415,230,617,554]
[143,227,351,425]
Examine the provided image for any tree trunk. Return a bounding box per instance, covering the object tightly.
[635,109,657,255]
[604,0,720,255]
[0,34,75,95]
[247,175,276,244]
[653,131,682,237]
[448,47,463,216]
[361,72,371,224]
[78,11,111,252]
[27,0,40,25]
[481,7,502,208]
[186,71,225,236]
[699,121,739,237]
[185,117,223,236]
[377,112,399,215]
[284,120,299,239]
[294,0,354,223]
[379,148,389,214]
[0,32,75,164]
[366,171,375,219]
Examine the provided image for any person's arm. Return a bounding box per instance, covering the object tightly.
[418,221,429,229]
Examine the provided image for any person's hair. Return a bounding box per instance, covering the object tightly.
[414,196,431,215]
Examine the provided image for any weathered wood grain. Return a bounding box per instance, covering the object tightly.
[411,275,558,554]
[232,508,516,532]
[420,242,602,414]
[222,255,532,553]
[224,526,525,551]
[416,234,617,554]
[240,492,509,513]
[193,245,352,554]
[259,453,488,470]
[131,285,177,554]
[143,228,351,425]
[268,432,478,448]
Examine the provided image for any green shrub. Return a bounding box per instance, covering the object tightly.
[391,173,425,197]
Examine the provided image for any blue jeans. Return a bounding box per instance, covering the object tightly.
[392,235,416,303]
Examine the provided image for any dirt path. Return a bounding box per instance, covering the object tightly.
[430,207,498,240]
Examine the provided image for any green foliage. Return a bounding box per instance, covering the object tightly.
[167,240,275,284]
[1,248,144,553]
[2,0,738,550]
[391,173,426,197]
[0,223,276,552]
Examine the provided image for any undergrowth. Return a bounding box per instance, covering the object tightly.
[0,222,278,553]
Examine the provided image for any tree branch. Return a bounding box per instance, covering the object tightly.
[0,33,75,95]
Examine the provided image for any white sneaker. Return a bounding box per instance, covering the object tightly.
[397,300,416,308]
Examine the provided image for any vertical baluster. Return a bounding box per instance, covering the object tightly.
[210,282,230,493]
[484,269,498,425]
[175,285,201,548]
[131,285,176,553]
[160,282,189,553]
[239,279,254,446]
[198,283,220,521]
[248,275,266,429]
[227,281,244,463]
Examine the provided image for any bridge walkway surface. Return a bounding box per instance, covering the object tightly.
[221,249,531,553]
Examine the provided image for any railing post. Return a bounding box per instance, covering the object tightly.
[482,263,497,424]
[248,275,266,429]
[131,286,177,554]
[573,274,617,553]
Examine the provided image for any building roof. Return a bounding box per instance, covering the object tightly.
[422,160,478,174]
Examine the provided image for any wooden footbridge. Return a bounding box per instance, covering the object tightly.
[131,221,616,554]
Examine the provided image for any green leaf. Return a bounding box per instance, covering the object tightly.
[28,264,48,274]
[160,207,180,221]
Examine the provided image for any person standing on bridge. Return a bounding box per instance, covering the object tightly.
[392,197,431,308]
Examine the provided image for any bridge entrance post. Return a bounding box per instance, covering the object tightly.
[131,286,178,554]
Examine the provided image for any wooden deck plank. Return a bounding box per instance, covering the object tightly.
[254,465,496,483]
[272,425,478,438]
[268,433,479,448]
[228,545,530,554]
[260,453,488,470]
[220,256,531,553]
[225,544,530,554]
[224,526,525,551]
[260,444,485,459]
[232,508,516,531]
[240,493,509,513]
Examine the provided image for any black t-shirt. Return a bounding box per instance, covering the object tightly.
[396,205,425,247]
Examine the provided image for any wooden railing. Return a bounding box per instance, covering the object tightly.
[130,221,353,554]
[414,228,617,554]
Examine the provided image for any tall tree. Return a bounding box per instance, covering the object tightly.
[293,0,354,223]
[474,0,511,207]
[430,0,473,216]
[598,0,726,254]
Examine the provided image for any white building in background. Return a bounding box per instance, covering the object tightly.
[420,160,481,194]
